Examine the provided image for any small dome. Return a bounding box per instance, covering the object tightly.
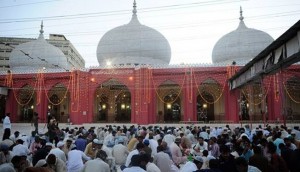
[9,22,70,71]
[97,1,171,66]
[212,8,274,65]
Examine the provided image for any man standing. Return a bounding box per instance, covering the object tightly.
[3,113,11,131]
[31,112,39,133]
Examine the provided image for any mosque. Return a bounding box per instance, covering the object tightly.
[0,1,299,125]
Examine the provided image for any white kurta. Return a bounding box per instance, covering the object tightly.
[123,166,147,172]
[67,150,91,172]
[3,116,11,130]
[12,144,30,156]
[125,149,139,167]
[149,139,158,156]
[146,162,161,172]
[153,152,172,172]
[179,161,197,172]
[81,158,110,172]
[112,143,129,165]
[50,148,67,162]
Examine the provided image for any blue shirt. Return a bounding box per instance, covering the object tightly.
[75,138,87,152]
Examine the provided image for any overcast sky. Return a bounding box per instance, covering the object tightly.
[0,0,300,67]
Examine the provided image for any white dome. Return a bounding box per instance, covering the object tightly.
[9,24,70,71]
[97,2,171,66]
[212,10,274,65]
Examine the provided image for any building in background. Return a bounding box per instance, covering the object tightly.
[0,2,299,125]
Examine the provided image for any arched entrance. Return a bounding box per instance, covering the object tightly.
[16,85,35,122]
[240,79,270,121]
[284,76,300,121]
[156,80,182,123]
[95,79,131,122]
[239,94,250,120]
[197,94,214,122]
[196,78,224,122]
[95,94,109,121]
[47,83,70,123]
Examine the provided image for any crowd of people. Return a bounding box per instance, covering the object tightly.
[1,114,300,172]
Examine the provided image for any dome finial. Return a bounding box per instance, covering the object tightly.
[132,0,137,16]
[40,20,44,34]
[239,6,244,21]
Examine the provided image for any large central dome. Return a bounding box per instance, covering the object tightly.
[97,1,171,66]
[212,8,274,65]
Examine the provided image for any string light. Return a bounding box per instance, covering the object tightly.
[150,69,186,104]
[241,77,271,106]
[193,68,227,104]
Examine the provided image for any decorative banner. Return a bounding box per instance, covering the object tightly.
[36,70,44,105]
[71,70,79,112]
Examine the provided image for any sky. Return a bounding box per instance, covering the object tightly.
[0,0,300,67]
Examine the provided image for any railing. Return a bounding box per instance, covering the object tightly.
[179,121,204,124]
[209,120,234,124]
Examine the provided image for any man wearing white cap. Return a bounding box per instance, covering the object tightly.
[84,139,103,159]
[67,144,91,172]
[49,141,67,162]
[112,137,129,165]
[180,156,203,172]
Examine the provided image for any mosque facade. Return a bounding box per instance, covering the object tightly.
[0,2,299,125]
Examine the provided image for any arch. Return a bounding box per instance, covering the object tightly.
[94,78,131,122]
[196,78,224,122]
[16,85,35,122]
[284,76,300,121]
[156,80,182,123]
[47,83,70,123]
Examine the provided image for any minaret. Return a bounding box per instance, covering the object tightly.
[38,21,44,39]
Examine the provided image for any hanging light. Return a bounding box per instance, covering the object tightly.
[121,104,126,109]
[166,103,172,109]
